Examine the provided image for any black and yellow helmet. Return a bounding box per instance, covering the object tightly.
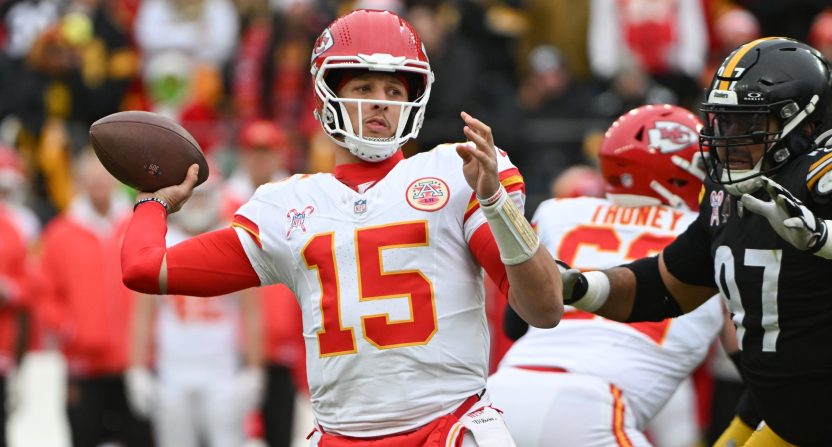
[700,37,832,194]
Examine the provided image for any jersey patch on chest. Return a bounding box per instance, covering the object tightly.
[406,177,450,212]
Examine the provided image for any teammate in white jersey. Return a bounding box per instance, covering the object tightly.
[126,176,264,447]
[119,9,562,446]
[488,105,724,446]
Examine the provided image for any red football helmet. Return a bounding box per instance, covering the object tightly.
[310,9,434,162]
[599,104,704,210]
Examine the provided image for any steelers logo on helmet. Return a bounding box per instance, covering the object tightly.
[700,37,832,196]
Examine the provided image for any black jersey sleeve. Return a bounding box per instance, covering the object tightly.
[662,217,716,288]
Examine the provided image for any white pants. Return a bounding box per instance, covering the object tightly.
[154,377,245,447]
[488,367,651,447]
[307,391,515,447]
[645,377,699,447]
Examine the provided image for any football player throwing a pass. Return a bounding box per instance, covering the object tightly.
[120,9,562,447]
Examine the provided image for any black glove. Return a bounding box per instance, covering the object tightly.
[556,260,588,305]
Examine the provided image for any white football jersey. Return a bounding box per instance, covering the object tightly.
[234,145,524,436]
[155,227,240,384]
[500,197,723,428]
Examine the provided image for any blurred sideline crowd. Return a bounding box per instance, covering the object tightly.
[0,0,830,446]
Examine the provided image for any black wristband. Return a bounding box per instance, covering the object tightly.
[134,197,170,214]
[563,274,588,305]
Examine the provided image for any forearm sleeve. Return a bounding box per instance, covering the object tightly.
[622,256,682,322]
[122,202,261,296]
[122,202,168,294]
[663,218,716,287]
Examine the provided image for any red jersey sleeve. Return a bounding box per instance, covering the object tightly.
[122,202,261,296]
[468,224,510,297]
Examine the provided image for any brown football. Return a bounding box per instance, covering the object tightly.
[89,111,209,192]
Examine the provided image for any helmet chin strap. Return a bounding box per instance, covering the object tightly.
[649,180,688,209]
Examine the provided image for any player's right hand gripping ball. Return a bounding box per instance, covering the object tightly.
[89,111,209,192]
[740,176,829,253]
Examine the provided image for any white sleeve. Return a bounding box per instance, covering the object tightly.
[462,146,526,243]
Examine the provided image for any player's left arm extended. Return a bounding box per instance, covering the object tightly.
[559,219,718,322]
[740,176,832,258]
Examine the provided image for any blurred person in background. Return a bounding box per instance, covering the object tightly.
[127,173,265,447]
[517,45,601,199]
[3,0,138,221]
[232,0,329,173]
[224,119,292,215]
[808,9,832,63]
[134,0,237,67]
[0,150,34,447]
[519,0,591,81]
[134,0,238,154]
[701,6,760,89]
[224,119,304,447]
[408,1,521,155]
[729,0,825,43]
[0,144,40,244]
[490,104,720,446]
[588,0,707,108]
[548,164,605,200]
[38,150,152,447]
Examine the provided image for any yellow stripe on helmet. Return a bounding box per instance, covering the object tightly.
[717,37,780,91]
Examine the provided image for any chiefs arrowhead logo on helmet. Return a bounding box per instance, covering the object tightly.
[310,28,333,67]
[648,121,699,154]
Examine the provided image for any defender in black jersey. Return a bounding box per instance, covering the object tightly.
[558,38,832,446]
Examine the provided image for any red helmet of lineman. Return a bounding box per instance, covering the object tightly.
[310,9,434,162]
[599,104,704,211]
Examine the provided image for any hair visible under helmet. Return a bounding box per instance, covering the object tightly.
[599,104,705,211]
[310,9,434,162]
[700,37,832,196]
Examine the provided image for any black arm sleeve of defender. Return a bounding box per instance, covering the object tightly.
[503,305,530,341]
[663,218,716,288]
[622,256,683,322]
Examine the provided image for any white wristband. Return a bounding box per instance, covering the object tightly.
[480,186,539,265]
[570,271,610,313]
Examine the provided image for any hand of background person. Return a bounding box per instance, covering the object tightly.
[125,367,157,419]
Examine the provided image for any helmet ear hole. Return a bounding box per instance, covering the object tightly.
[634,126,646,142]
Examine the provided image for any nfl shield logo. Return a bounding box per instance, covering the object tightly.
[354,199,367,214]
